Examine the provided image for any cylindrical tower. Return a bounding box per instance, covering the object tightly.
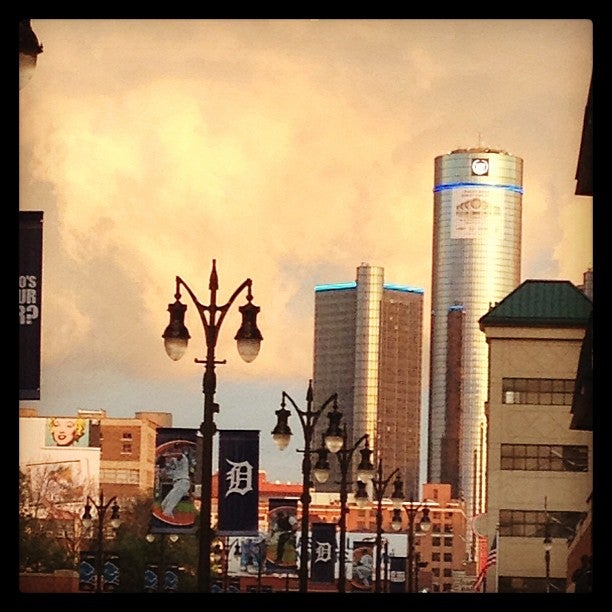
[428,147,522,551]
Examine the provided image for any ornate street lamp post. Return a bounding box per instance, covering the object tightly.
[319,403,375,593]
[392,498,431,593]
[212,537,241,592]
[82,491,121,593]
[271,380,341,593]
[162,259,263,593]
[145,533,179,592]
[370,461,404,593]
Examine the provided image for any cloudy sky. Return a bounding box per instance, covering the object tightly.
[19,19,593,484]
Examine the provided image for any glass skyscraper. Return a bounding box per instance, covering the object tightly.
[312,263,424,494]
[428,148,523,554]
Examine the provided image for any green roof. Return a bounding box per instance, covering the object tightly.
[479,280,592,328]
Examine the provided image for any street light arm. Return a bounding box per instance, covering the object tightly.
[175,274,253,341]
[372,466,400,499]
[85,493,118,516]
[336,431,369,470]
[283,384,337,442]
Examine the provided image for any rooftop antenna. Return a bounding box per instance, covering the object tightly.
[478,132,483,148]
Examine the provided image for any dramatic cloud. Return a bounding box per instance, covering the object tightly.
[19,19,592,481]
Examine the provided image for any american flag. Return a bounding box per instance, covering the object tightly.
[473,533,498,591]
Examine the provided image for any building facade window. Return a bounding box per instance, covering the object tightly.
[498,576,567,593]
[501,444,588,471]
[100,468,140,484]
[499,509,584,538]
[502,378,574,405]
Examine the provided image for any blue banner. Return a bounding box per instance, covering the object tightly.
[143,564,159,592]
[144,563,179,592]
[78,551,97,591]
[163,565,179,592]
[217,430,260,536]
[310,522,336,583]
[102,553,120,592]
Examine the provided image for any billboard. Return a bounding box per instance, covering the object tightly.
[19,211,43,400]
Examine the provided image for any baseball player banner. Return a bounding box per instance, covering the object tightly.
[266,498,299,573]
[351,541,374,591]
[151,427,198,535]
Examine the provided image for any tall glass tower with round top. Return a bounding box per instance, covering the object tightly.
[427,147,522,556]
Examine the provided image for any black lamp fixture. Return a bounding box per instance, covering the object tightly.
[163,259,262,593]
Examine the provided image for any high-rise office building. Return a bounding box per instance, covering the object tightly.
[312,263,423,494]
[427,148,523,548]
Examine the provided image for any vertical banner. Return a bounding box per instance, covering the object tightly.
[217,430,259,535]
[310,522,336,583]
[239,535,267,578]
[151,428,198,534]
[266,498,299,574]
[351,541,374,591]
[163,565,179,592]
[388,556,407,593]
[102,552,120,592]
[78,551,97,591]
[143,564,159,592]
[19,211,43,400]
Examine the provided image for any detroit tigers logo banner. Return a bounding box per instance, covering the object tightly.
[218,429,259,536]
[310,522,336,583]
